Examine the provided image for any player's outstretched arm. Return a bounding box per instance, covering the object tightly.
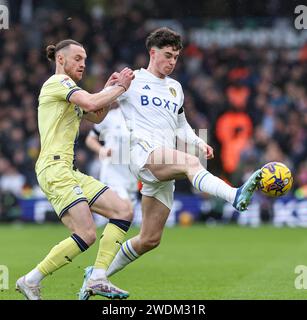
[82,72,123,123]
[69,68,134,115]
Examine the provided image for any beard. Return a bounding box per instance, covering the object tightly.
[63,62,80,81]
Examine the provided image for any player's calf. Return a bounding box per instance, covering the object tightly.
[74,229,96,246]
[184,154,204,179]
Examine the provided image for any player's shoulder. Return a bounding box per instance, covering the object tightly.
[42,74,77,89]
[133,68,155,79]
[132,68,144,79]
[165,75,181,87]
[125,69,148,89]
[165,76,183,92]
[133,68,179,84]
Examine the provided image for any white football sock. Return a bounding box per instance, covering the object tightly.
[107,239,139,277]
[25,268,45,285]
[192,169,237,204]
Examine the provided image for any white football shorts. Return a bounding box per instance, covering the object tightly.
[129,140,175,210]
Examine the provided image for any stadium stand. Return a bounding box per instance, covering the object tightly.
[1,1,307,225]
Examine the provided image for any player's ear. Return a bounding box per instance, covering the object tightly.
[56,52,65,66]
[149,47,156,59]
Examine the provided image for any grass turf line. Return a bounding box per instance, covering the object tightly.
[1,224,307,300]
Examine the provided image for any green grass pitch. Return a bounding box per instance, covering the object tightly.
[1,223,307,300]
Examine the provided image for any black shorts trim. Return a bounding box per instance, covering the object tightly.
[88,186,109,207]
[59,197,88,219]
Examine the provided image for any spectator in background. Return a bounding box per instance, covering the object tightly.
[0,157,25,197]
[216,110,253,175]
[1,6,307,223]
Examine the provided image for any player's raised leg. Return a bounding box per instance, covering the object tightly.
[78,188,133,300]
[107,194,170,277]
[145,147,261,212]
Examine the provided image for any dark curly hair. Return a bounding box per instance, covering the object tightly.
[145,27,183,51]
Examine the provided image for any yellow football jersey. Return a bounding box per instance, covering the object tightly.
[35,74,83,175]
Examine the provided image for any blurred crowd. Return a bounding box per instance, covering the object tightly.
[1,4,307,220]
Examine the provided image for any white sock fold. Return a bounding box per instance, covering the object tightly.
[25,268,45,285]
[192,169,237,204]
[90,268,107,280]
[106,239,139,277]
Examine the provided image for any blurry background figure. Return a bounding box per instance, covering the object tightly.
[85,105,139,227]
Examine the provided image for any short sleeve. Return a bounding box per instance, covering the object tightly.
[47,76,81,102]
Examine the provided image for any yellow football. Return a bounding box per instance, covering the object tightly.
[259,162,293,197]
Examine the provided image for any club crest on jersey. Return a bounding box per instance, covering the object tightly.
[73,186,83,195]
[60,77,75,89]
[169,87,177,97]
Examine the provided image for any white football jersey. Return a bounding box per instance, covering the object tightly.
[90,107,137,191]
[118,68,184,148]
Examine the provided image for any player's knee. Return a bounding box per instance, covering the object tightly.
[187,154,200,168]
[141,236,161,252]
[185,154,201,172]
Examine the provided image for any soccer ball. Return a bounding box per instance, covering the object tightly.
[259,162,293,197]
